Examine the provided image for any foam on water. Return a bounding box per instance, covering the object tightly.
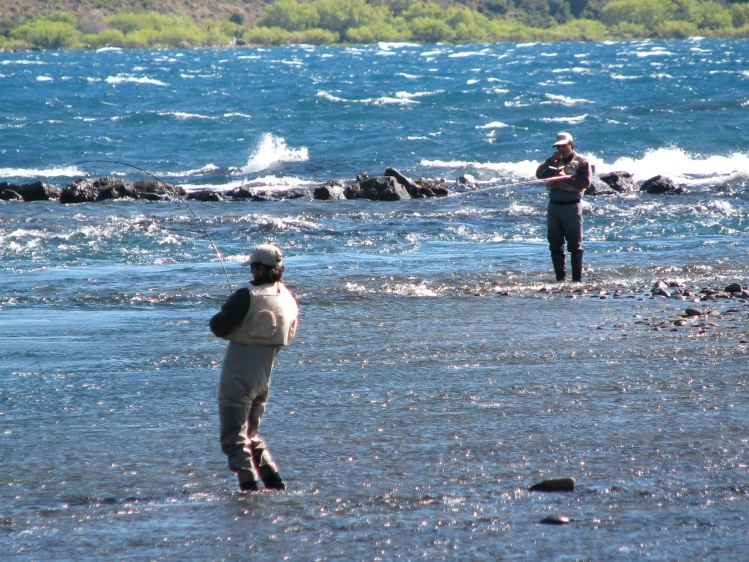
[241,133,309,175]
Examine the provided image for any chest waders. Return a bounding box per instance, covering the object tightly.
[547,155,586,282]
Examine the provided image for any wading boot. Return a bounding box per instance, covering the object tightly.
[237,465,260,492]
[551,250,566,282]
[571,250,584,282]
[251,437,286,490]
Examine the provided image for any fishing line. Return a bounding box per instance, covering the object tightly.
[452,177,545,197]
[72,159,234,294]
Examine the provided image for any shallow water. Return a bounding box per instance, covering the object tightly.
[3,199,749,560]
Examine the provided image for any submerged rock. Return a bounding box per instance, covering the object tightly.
[529,477,575,492]
[539,515,571,525]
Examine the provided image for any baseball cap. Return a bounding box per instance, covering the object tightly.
[241,243,283,267]
[553,132,574,146]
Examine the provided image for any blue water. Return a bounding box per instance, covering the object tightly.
[2,39,749,560]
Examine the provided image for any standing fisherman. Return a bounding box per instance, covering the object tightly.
[535,132,592,282]
[209,243,299,491]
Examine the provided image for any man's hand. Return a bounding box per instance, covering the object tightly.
[546,174,573,182]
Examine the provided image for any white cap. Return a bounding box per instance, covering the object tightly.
[553,132,574,146]
[241,243,283,267]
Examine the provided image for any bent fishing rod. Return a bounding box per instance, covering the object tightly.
[72,159,234,294]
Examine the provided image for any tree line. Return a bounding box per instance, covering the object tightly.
[1,0,749,50]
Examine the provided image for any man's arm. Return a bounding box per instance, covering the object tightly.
[209,288,250,338]
[536,156,564,180]
[569,157,592,191]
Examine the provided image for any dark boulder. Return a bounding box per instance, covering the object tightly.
[456,174,476,186]
[248,194,277,202]
[585,176,618,196]
[383,169,450,198]
[599,171,637,193]
[0,186,23,201]
[284,189,312,200]
[640,175,685,194]
[529,477,575,492]
[132,179,185,200]
[223,186,256,200]
[725,282,743,294]
[0,181,60,201]
[186,190,225,202]
[60,176,139,204]
[412,178,449,198]
[385,167,420,197]
[344,182,364,199]
[353,176,412,201]
[314,182,347,200]
[539,515,571,525]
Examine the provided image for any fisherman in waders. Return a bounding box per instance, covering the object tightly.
[209,243,299,491]
[535,132,592,282]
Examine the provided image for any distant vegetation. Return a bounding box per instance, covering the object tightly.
[1,0,749,50]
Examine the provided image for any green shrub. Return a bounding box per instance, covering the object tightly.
[11,19,84,49]
[260,0,321,31]
[453,22,489,42]
[408,17,455,42]
[0,36,31,51]
[242,26,294,45]
[608,21,648,39]
[656,19,700,38]
[345,22,407,43]
[290,28,339,44]
[485,19,534,42]
[732,4,749,28]
[121,28,159,48]
[545,18,609,41]
[401,2,446,22]
[201,18,240,40]
[600,0,676,29]
[315,0,380,35]
[86,28,126,49]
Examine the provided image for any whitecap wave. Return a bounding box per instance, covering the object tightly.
[242,133,309,175]
[539,114,589,125]
[423,147,749,189]
[544,93,593,106]
[158,110,215,121]
[594,148,749,185]
[316,90,424,106]
[105,75,169,87]
[0,165,86,178]
[168,164,222,178]
[476,121,509,129]
[420,158,538,180]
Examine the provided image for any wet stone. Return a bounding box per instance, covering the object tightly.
[539,515,571,525]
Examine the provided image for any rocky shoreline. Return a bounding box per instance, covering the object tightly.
[1,169,685,203]
[526,280,749,344]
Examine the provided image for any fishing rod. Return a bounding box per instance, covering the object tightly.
[453,177,546,196]
[72,159,234,294]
